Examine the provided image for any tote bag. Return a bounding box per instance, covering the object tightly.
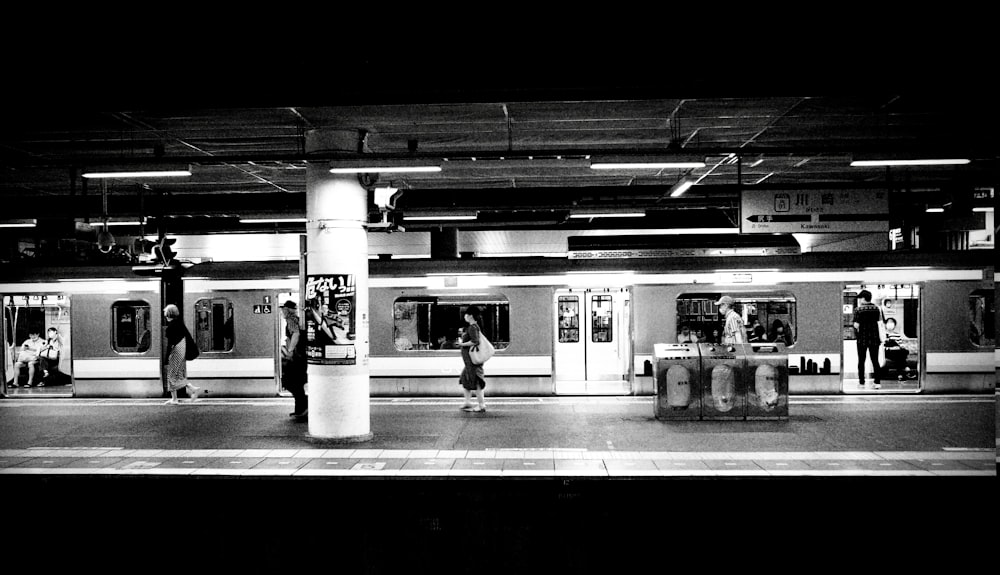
[469,333,495,365]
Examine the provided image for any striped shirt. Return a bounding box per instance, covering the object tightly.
[722,310,746,344]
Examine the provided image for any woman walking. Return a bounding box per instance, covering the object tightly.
[163,304,202,404]
[458,306,487,413]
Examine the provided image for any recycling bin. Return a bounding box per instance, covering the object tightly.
[741,343,789,420]
[653,343,701,420]
[698,343,745,420]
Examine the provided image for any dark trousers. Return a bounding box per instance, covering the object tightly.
[857,341,881,384]
[282,359,308,415]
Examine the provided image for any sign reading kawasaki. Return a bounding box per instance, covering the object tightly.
[740,189,889,234]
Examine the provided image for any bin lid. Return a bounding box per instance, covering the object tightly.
[653,343,699,358]
[698,342,739,358]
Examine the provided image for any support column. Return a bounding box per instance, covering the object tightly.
[303,132,372,441]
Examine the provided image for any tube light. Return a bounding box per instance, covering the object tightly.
[669,180,694,197]
[591,161,706,170]
[239,218,307,224]
[925,207,945,213]
[402,215,477,221]
[568,212,645,219]
[972,207,994,213]
[82,165,192,179]
[0,219,37,228]
[849,159,971,167]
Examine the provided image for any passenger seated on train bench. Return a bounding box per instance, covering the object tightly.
[12,330,43,387]
[882,317,912,380]
[37,327,63,387]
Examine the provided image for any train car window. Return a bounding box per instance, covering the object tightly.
[195,298,235,353]
[677,293,797,345]
[393,296,510,351]
[111,301,152,354]
[558,296,580,343]
[591,295,613,343]
[968,289,995,347]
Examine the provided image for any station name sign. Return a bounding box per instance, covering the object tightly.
[740,190,889,234]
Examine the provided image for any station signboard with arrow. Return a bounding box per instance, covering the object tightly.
[740,190,889,234]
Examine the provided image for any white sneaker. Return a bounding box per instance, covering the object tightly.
[165,399,180,405]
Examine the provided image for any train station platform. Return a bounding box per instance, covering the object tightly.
[2,394,995,570]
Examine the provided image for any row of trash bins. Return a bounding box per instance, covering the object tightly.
[654,342,789,420]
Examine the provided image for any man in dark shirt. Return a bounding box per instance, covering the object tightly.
[852,289,883,389]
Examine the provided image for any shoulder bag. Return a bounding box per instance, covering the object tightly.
[469,332,495,365]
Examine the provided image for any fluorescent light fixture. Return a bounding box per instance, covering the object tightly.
[669,179,695,197]
[402,215,477,221]
[329,159,442,174]
[82,164,193,179]
[0,219,37,228]
[569,212,645,219]
[591,161,706,170]
[104,219,147,227]
[850,158,971,167]
[239,217,307,224]
[972,207,994,213]
[925,207,945,213]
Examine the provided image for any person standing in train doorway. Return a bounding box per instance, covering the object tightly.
[852,289,883,389]
[716,295,746,345]
[458,306,487,413]
[163,304,203,404]
[280,300,308,421]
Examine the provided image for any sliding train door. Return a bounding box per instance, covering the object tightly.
[554,288,632,394]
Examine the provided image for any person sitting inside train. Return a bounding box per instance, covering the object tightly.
[882,317,911,379]
[37,327,63,386]
[676,324,699,344]
[768,320,793,346]
[12,330,44,387]
[436,334,460,349]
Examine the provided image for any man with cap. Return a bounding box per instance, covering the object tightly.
[716,295,746,345]
[280,300,308,421]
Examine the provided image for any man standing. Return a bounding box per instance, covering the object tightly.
[280,300,308,421]
[852,289,883,389]
[716,296,746,345]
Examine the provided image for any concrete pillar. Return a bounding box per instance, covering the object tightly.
[430,227,459,259]
[303,130,372,442]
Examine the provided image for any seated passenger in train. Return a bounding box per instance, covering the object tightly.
[38,327,64,386]
[768,320,793,346]
[12,330,44,387]
[676,324,699,344]
[882,317,911,379]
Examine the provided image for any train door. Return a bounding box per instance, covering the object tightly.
[276,291,300,395]
[2,294,73,396]
[841,284,921,393]
[553,288,632,394]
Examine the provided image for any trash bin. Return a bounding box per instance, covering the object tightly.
[653,343,701,420]
[741,343,789,420]
[699,343,746,420]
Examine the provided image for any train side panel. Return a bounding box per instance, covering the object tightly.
[184,289,280,397]
[920,280,994,393]
[369,286,554,396]
[72,290,162,398]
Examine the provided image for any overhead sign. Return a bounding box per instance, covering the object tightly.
[741,190,889,234]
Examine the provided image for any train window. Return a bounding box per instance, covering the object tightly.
[558,296,580,343]
[969,290,995,347]
[194,298,235,353]
[393,296,510,351]
[111,301,152,354]
[677,293,797,345]
[591,295,613,343]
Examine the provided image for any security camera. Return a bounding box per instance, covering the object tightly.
[97,229,116,253]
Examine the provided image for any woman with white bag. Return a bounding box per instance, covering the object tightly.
[458,306,493,413]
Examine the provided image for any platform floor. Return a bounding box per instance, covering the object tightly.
[2,394,994,568]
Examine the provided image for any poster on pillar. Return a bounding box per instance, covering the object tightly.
[304,274,357,365]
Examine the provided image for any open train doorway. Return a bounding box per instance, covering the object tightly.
[3,294,73,396]
[842,283,921,393]
[553,288,632,395]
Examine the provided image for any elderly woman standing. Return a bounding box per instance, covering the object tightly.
[163,304,202,404]
[458,306,487,413]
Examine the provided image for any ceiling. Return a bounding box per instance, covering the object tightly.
[2,46,997,242]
